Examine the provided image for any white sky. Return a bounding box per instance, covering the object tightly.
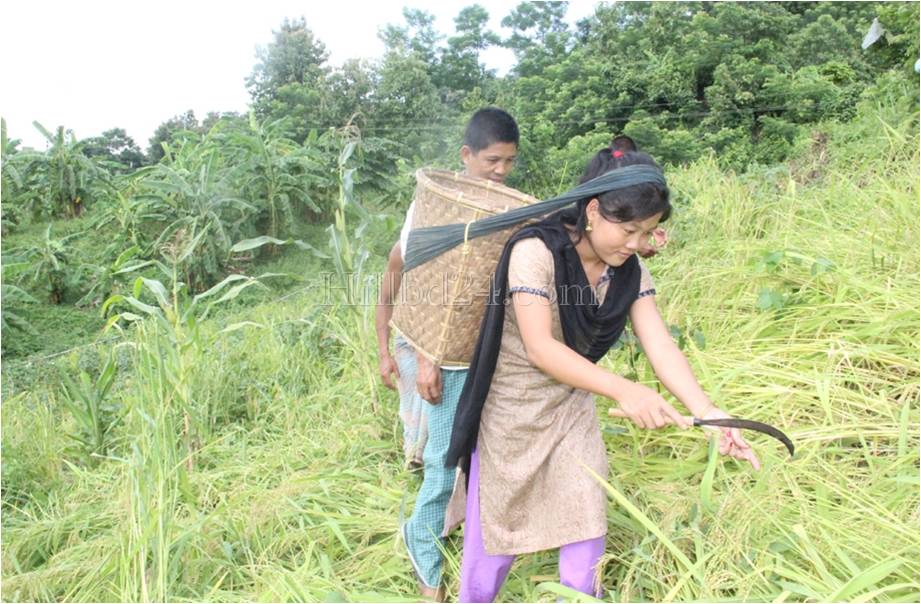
[2,0,599,151]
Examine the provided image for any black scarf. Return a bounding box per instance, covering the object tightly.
[444,213,641,474]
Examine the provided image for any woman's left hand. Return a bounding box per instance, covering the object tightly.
[701,407,761,470]
[638,228,668,259]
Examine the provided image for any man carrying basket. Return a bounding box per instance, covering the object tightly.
[375,108,521,600]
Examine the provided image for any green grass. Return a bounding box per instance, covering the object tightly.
[2,102,918,602]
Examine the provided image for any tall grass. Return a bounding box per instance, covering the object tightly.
[590,101,919,603]
[2,104,918,602]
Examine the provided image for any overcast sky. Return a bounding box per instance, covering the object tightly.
[2,0,599,151]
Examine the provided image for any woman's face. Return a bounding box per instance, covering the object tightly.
[586,199,663,267]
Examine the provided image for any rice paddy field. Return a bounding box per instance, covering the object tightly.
[1,99,918,602]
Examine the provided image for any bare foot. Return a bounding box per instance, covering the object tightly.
[418,583,445,602]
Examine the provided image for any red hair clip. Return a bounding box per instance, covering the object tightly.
[612,150,624,158]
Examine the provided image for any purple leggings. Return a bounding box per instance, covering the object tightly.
[459,449,605,603]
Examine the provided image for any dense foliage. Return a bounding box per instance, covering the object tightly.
[240,2,918,180]
[1,2,915,289]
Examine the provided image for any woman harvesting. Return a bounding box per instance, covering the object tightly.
[443,147,761,602]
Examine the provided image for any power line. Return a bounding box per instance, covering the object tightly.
[336,100,850,134]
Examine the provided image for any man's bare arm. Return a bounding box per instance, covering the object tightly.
[376,242,403,389]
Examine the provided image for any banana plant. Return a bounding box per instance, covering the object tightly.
[1,253,39,354]
[135,135,256,291]
[1,283,38,344]
[14,224,81,303]
[29,121,108,218]
[91,176,169,253]
[220,113,323,244]
[1,118,33,233]
[76,245,157,308]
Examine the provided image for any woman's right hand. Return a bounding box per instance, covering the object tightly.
[608,381,692,430]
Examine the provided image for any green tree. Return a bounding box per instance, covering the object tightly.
[437,5,500,101]
[788,14,864,70]
[372,47,443,156]
[379,8,442,67]
[322,59,378,129]
[502,1,571,77]
[866,2,921,73]
[246,17,331,141]
[147,110,200,163]
[83,128,146,172]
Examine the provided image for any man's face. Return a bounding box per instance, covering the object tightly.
[461,142,518,184]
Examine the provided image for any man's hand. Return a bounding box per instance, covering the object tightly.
[379,352,400,390]
[416,353,443,404]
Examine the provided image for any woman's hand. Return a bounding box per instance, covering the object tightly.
[638,228,668,259]
[415,353,443,404]
[607,382,692,430]
[701,407,761,470]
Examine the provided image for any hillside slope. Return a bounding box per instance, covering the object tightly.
[2,97,918,603]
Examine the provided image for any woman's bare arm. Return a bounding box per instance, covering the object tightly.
[512,291,689,429]
[628,295,714,417]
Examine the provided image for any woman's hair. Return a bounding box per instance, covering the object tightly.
[559,137,671,240]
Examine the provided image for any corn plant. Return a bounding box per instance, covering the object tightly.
[321,129,385,407]
[327,128,372,309]
[98,255,275,600]
[102,258,271,441]
[59,352,119,463]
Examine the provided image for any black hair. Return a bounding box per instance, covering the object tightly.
[610,134,637,153]
[560,143,671,241]
[463,107,520,152]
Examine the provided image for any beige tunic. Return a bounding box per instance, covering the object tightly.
[444,238,656,555]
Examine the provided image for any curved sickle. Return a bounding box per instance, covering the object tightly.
[694,417,795,458]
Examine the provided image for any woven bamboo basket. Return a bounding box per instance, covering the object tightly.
[391,169,538,367]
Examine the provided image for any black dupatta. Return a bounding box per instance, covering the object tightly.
[444,213,641,474]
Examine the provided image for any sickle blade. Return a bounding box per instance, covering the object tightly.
[694,418,795,458]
